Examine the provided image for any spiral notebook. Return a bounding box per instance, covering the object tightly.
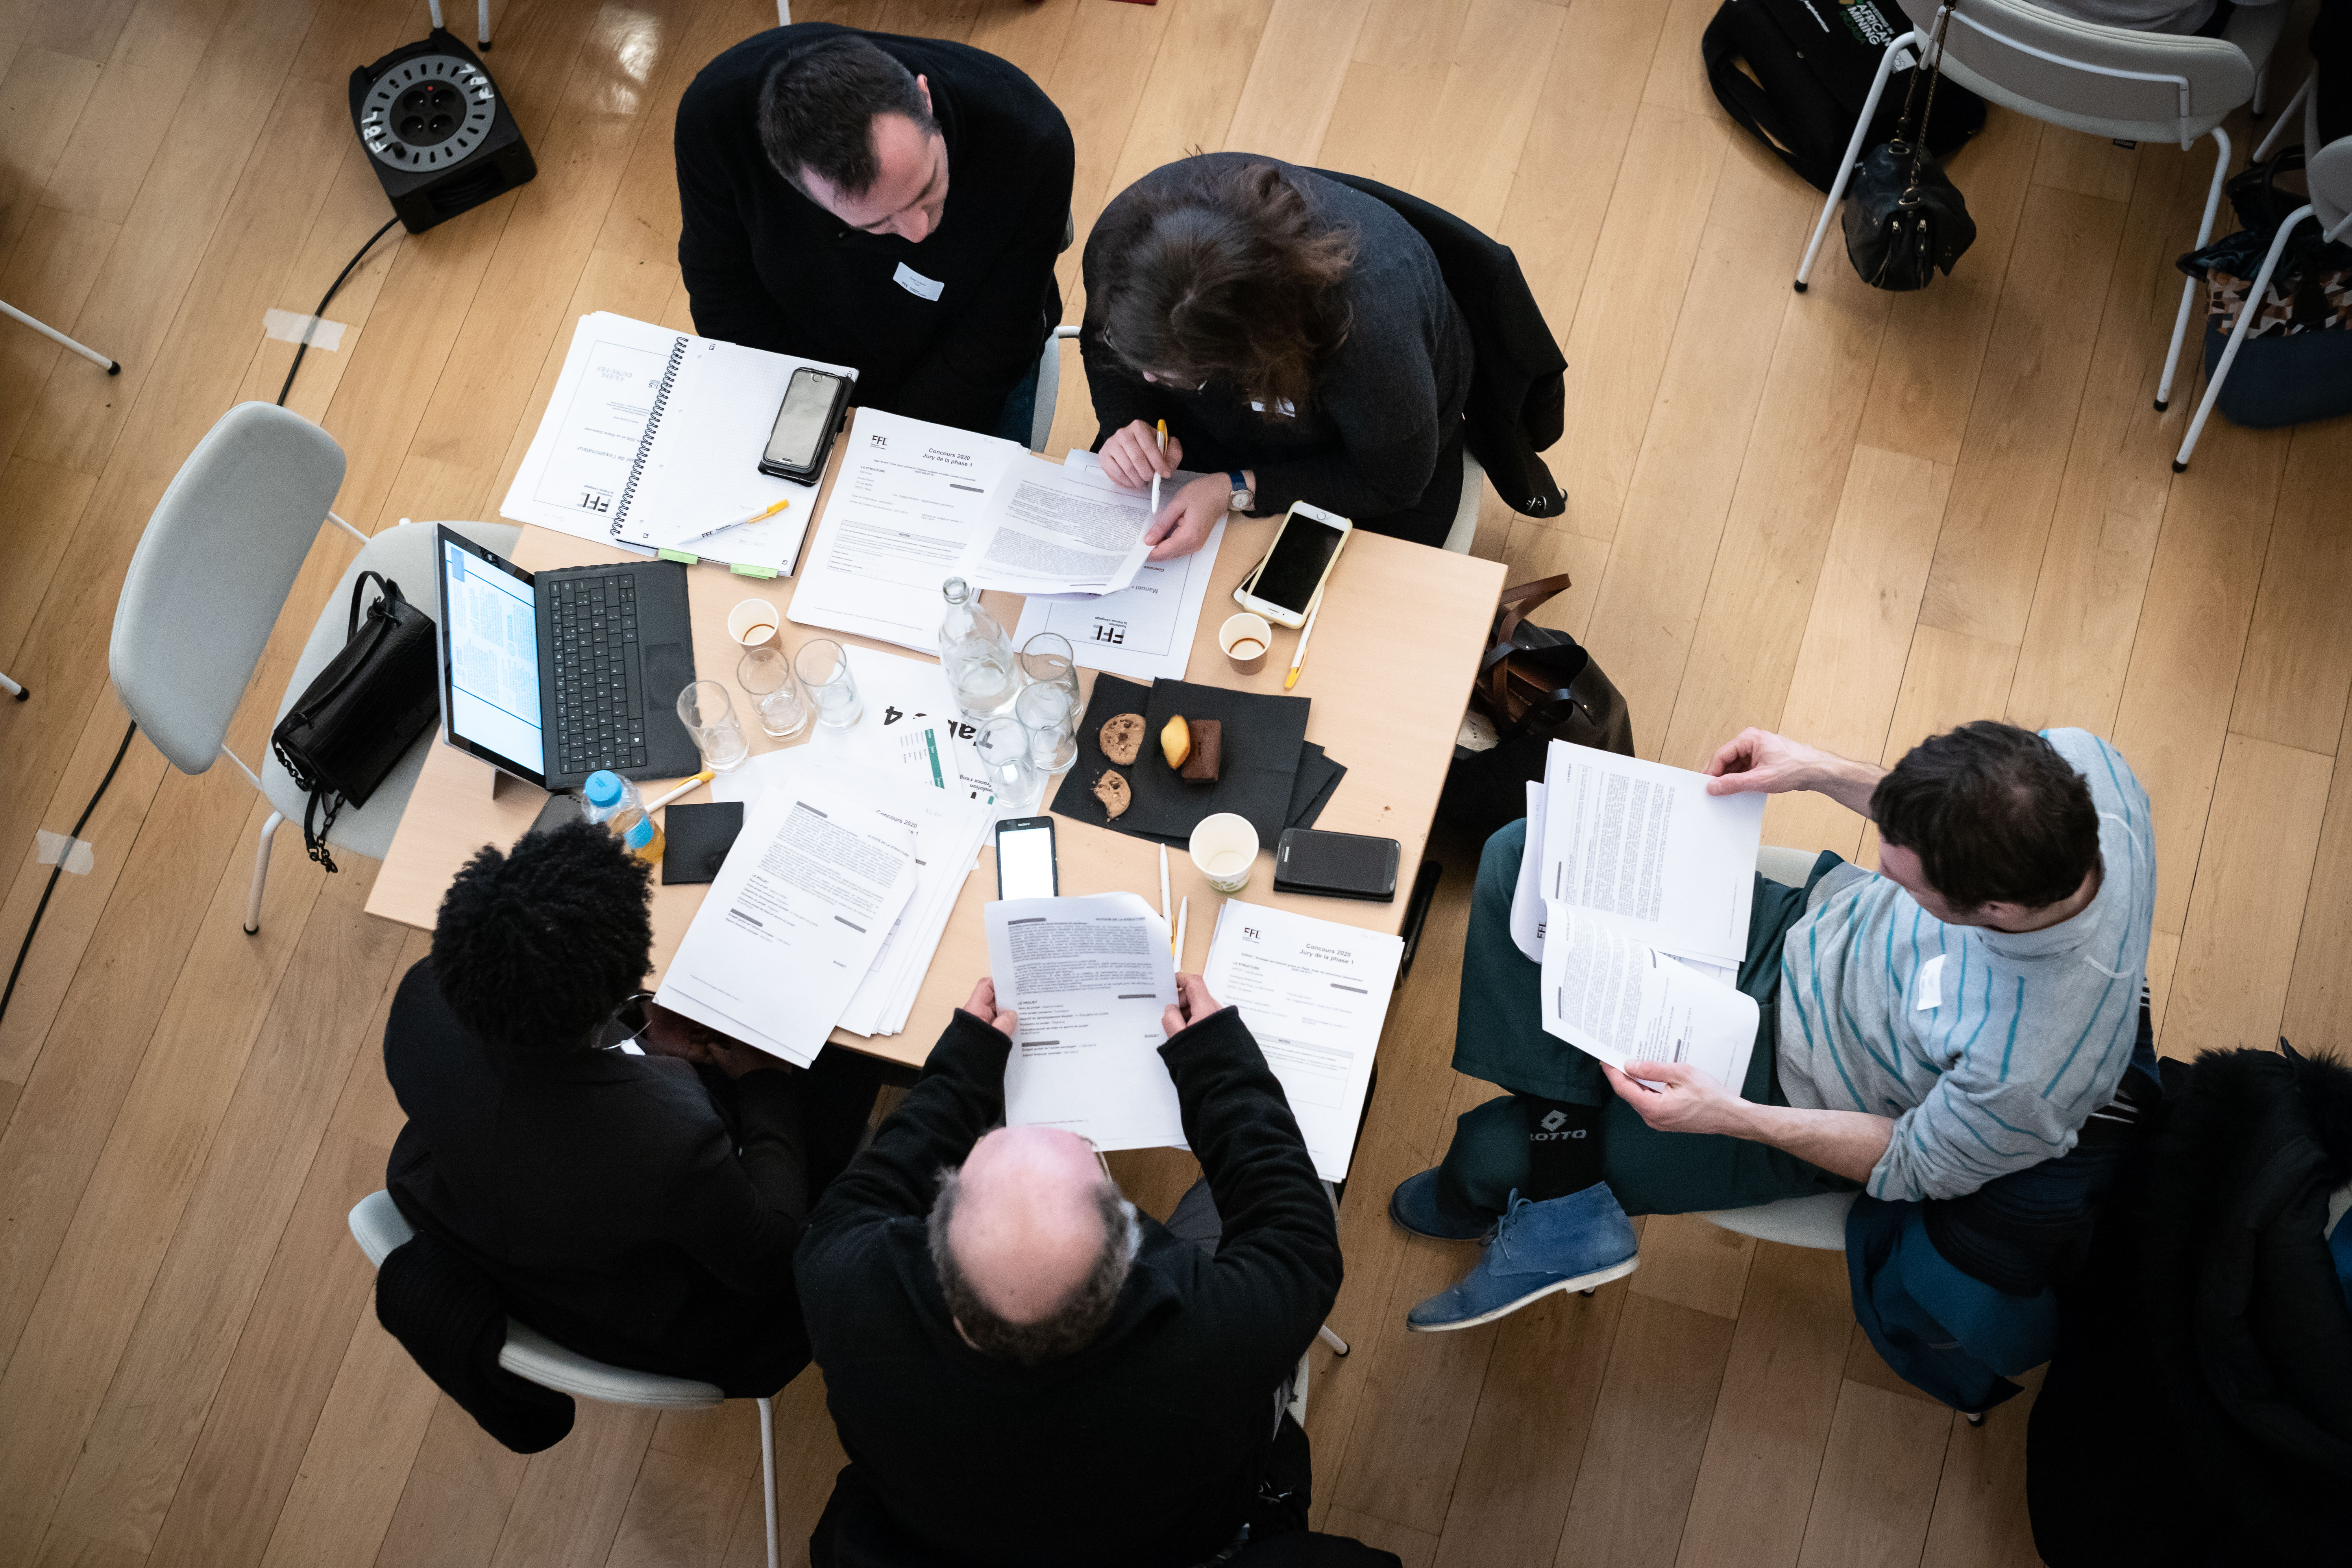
[499,311,857,578]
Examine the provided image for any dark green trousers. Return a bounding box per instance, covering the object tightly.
[1436,819,1861,1217]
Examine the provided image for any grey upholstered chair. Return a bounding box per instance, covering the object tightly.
[1794,0,2288,437]
[349,1190,782,1568]
[107,401,518,934]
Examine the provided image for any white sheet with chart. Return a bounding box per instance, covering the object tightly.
[1201,900,1401,1181]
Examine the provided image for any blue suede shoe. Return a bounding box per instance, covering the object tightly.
[1389,1168,1493,1242]
[1405,1185,1639,1332]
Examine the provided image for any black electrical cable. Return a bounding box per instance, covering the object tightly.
[0,213,403,1026]
[277,213,401,409]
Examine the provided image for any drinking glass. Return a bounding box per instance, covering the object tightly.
[736,646,811,739]
[1018,632,1081,706]
[1015,679,1077,775]
[675,680,750,771]
[795,637,864,729]
[973,717,1038,807]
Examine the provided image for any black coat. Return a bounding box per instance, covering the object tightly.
[1315,170,1569,521]
[796,1006,1344,1568]
[383,960,814,1398]
[675,24,1074,433]
[2028,1042,2352,1564]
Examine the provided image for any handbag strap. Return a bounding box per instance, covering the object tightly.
[1894,2,1958,180]
[346,570,406,640]
[1483,574,1576,714]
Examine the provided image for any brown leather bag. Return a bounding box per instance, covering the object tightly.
[1439,574,1635,844]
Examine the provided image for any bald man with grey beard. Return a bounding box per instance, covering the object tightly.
[795,975,1342,1568]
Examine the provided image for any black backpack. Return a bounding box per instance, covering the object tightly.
[1703,0,1986,193]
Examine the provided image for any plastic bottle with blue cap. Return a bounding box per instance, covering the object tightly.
[581,769,664,869]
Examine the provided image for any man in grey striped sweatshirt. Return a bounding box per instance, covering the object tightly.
[1398,721,2156,1381]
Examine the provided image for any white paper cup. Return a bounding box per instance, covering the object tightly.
[1219,612,1274,675]
[726,597,780,647]
[1189,812,1259,895]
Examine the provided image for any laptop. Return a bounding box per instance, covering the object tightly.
[434,525,701,791]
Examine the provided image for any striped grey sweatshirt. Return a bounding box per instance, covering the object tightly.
[1775,729,2156,1204]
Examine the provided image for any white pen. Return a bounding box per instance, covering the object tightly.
[1150,418,1167,528]
[1159,843,1173,957]
[1174,896,1189,972]
[642,769,714,812]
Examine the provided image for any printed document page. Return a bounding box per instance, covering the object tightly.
[1538,741,1765,967]
[957,451,1153,598]
[790,407,1022,653]
[502,312,679,547]
[1013,451,1225,683]
[655,782,917,1066]
[1539,907,1759,1091]
[988,894,1184,1152]
[1509,778,1548,963]
[1201,900,1402,1182]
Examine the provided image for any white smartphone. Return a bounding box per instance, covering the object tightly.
[994,816,1059,900]
[1233,500,1352,629]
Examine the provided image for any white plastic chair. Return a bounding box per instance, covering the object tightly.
[1031,324,1082,454]
[107,402,519,935]
[350,1191,781,1568]
[2175,64,2350,469]
[1794,0,2287,429]
[1440,448,1486,555]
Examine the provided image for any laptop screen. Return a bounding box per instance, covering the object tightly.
[440,534,545,778]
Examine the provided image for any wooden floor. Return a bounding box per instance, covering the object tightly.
[0,0,2345,1562]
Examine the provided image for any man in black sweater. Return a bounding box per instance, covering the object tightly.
[675,24,1075,439]
[384,821,879,1396]
[797,974,1343,1567]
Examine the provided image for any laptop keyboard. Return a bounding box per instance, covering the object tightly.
[550,572,647,776]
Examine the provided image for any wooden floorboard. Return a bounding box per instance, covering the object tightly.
[0,0,2341,1562]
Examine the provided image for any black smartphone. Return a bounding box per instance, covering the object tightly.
[759,367,852,482]
[994,816,1059,900]
[1274,827,1400,902]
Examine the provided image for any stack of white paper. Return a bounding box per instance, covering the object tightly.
[1013,451,1227,684]
[655,777,921,1066]
[1514,742,1768,1091]
[956,450,1154,599]
[988,894,1183,1151]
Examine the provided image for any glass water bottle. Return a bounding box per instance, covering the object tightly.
[938,576,1020,721]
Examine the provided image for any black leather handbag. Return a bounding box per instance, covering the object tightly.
[1843,1,1977,291]
[270,570,438,873]
[1437,575,1636,849]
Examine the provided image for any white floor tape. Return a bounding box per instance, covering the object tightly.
[263,308,347,352]
[35,829,94,876]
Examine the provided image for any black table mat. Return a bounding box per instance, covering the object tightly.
[1052,675,1313,847]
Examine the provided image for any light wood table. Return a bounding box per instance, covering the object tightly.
[367,449,1505,1067]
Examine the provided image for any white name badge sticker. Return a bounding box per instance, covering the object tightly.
[893,262,945,301]
[1914,952,1946,1011]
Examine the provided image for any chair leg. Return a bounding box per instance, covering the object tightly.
[757,1395,778,1568]
[1317,1323,1350,1357]
[477,0,489,48]
[2252,69,2312,165]
[2174,204,2314,472]
[246,812,283,935]
[0,300,119,373]
[1795,30,1921,291]
[0,669,23,701]
[2158,126,2232,412]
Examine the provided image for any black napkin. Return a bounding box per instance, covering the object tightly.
[1051,675,1312,847]
[1287,743,1347,830]
[660,801,743,886]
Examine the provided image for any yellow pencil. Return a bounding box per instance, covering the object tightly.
[676,496,791,546]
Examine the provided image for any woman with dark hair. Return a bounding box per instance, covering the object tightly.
[1081,153,1474,554]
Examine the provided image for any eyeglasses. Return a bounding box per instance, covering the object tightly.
[1080,1136,1117,1185]
[594,991,657,1052]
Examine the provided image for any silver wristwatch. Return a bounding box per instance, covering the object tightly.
[1226,469,1254,512]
